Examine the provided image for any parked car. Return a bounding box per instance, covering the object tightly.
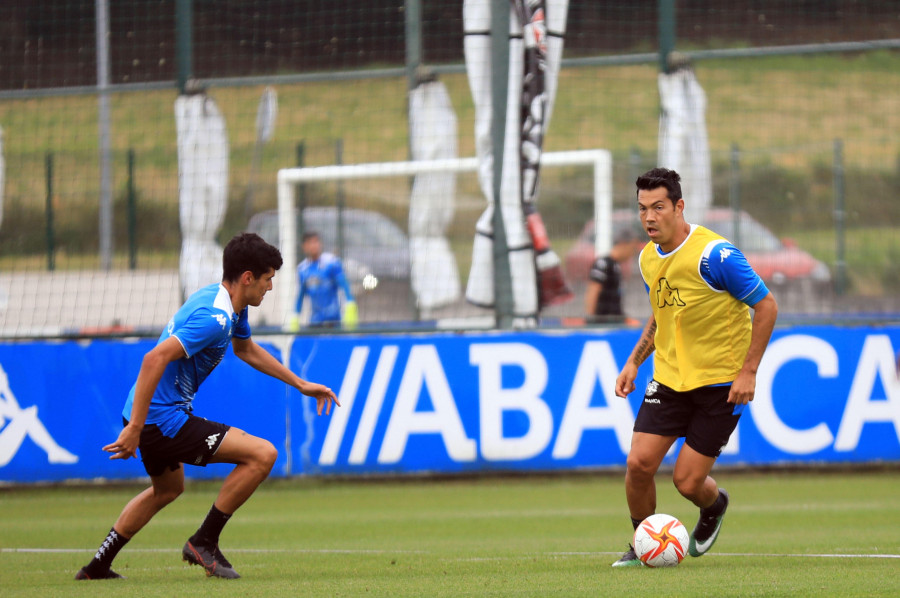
[247,207,411,284]
[565,208,831,289]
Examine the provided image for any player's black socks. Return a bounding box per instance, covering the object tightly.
[701,490,727,517]
[83,527,129,576]
[191,504,232,546]
[631,517,642,531]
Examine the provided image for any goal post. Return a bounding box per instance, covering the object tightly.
[275,149,612,329]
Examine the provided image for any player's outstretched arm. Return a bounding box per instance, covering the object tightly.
[231,337,339,415]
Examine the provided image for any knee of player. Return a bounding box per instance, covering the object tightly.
[626,452,658,477]
[672,472,703,499]
[155,483,184,505]
[253,440,278,472]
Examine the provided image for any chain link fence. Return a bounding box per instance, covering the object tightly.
[1,1,899,336]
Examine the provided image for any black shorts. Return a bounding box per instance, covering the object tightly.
[633,379,742,458]
[124,415,230,477]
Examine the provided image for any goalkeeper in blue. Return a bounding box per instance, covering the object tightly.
[76,233,339,580]
[290,230,357,330]
[612,168,778,567]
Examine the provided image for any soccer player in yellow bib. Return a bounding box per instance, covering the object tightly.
[611,168,778,567]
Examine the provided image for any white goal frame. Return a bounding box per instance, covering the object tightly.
[275,149,612,327]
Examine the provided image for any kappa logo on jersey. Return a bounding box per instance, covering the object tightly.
[656,278,686,308]
[719,247,734,262]
[205,433,220,449]
[212,314,227,330]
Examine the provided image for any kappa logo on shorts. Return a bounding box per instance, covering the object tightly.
[205,433,220,449]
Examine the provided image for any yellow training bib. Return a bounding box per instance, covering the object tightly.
[639,225,752,391]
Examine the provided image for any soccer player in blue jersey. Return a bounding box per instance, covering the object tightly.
[76,233,339,580]
[292,230,356,329]
[611,168,778,567]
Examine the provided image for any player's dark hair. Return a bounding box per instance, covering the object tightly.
[301,230,320,243]
[635,167,682,204]
[222,232,283,282]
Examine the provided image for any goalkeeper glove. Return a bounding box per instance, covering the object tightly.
[342,301,358,330]
[286,313,301,333]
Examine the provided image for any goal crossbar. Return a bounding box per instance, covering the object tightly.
[275,149,612,327]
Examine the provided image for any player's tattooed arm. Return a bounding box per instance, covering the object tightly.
[615,317,656,398]
[631,319,656,366]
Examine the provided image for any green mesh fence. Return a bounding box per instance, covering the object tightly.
[1,1,899,336]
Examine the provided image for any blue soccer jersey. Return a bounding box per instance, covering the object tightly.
[295,252,354,324]
[122,283,251,437]
[700,240,770,307]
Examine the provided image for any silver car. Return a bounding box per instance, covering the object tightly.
[247,206,411,286]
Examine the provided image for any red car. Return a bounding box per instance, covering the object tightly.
[565,208,832,288]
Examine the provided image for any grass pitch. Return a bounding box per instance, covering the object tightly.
[1,470,898,597]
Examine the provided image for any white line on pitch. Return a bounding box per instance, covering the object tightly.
[5,547,900,560]
[547,551,900,559]
[0,547,426,555]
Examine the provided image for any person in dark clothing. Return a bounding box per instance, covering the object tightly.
[584,227,643,322]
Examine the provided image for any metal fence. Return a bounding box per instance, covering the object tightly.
[1,1,899,337]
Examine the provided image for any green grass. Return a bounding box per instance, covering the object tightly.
[1,471,898,596]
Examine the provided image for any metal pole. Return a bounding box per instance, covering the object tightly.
[127,149,137,270]
[405,0,423,322]
[335,139,345,260]
[404,0,422,92]
[658,0,676,73]
[45,153,55,271]
[628,147,642,189]
[96,0,113,270]
[729,143,741,248]
[833,138,847,296]
[176,0,194,94]
[295,141,306,242]
[490,0,513,328]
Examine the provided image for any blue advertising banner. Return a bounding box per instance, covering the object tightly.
[1,325,899,483]
[288,326,900,475]
[0,338,290,483]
